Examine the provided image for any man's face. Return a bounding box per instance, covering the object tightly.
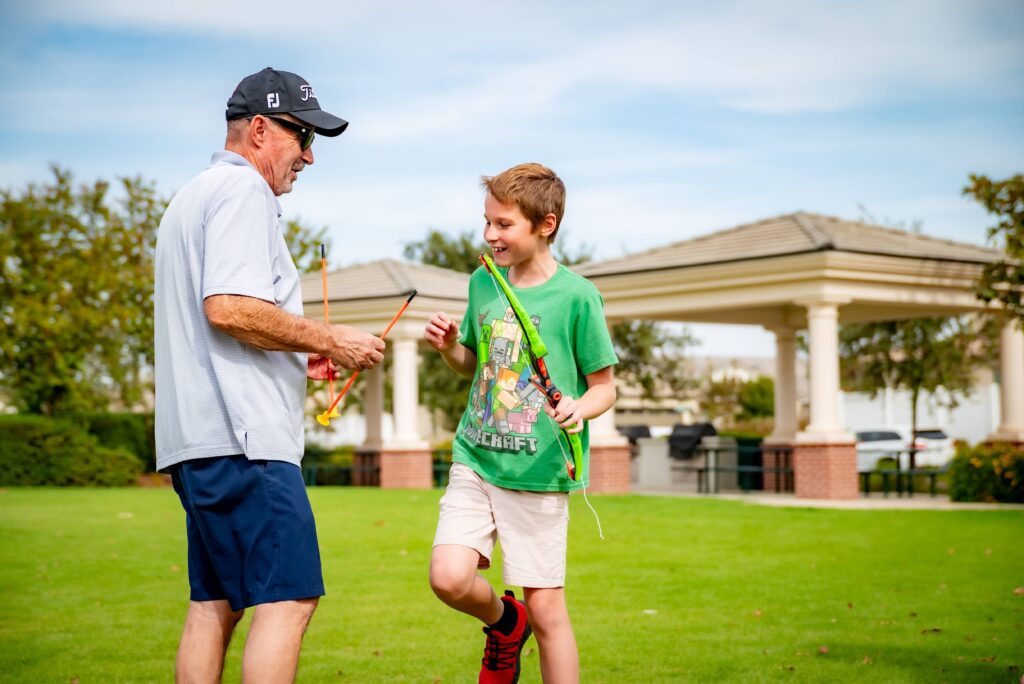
[260,114,315,196]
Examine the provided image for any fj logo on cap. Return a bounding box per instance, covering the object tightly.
[267,93,280,108]
[300,85,316,101]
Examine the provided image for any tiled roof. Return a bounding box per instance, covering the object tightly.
[300,259,469,303]
[575,212,1003,277]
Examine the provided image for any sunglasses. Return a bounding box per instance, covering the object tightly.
[262,115,315,150]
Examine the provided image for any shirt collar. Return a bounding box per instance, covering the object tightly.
[210,150,283,217]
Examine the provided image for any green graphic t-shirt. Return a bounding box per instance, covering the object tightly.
[452,263,618,492]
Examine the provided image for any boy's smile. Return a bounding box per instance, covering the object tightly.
[483,193,553,274]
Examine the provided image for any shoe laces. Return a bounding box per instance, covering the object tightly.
[482,626,519,670]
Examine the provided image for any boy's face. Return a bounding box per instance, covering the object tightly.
[483,194,553,268]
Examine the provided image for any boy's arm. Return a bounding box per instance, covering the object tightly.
[439,343,477,379]
[424,310,477,378]
[579,366,617,419]
[545,366,617,432]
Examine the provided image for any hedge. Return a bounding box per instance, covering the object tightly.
[75,412,156,471]
[948,442,1024,503]
[0,415,142,486]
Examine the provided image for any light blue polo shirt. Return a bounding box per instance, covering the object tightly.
[154,150,306,471]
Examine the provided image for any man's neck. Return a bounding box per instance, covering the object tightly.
[223,143,276,194]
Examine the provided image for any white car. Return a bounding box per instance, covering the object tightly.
[853,426,953,471]
[912,428,955,466]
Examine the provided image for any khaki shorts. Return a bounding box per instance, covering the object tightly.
[433,462,570,588]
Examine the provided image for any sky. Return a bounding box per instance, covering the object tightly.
[1,0,1022,358]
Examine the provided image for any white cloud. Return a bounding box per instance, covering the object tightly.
[18,0,1022,141]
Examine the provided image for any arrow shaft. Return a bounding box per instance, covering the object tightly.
[322,291,417,417]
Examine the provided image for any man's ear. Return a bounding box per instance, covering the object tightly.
[249,115,269,148]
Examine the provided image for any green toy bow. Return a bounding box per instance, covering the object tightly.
[478,254,584,482]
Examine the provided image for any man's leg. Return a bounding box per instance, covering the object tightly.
[241,598,319,684]
[430,544,503,624]
[523,587,578,684]
[176,599,244,684]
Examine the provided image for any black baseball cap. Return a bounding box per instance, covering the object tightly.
[225,67,348,136]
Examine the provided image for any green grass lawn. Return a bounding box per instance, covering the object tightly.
[0,488,1022,683]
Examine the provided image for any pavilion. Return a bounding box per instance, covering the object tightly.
[302,213,1021,498]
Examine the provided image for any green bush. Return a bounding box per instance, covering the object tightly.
[948,442,1024,503]
[0,415,142,486]
[75,412,155,471]
[302,443,355,466]
[721,418,774,438]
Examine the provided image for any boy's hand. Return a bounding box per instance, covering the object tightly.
[545,394,584,434]
[424,311,459,351]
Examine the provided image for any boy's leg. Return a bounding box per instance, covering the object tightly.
[241,598,319,684]
[430,544,503,624]
[176,599,244,684]
[523,587,578,684]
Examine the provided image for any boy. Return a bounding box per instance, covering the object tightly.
[423,163,618,683]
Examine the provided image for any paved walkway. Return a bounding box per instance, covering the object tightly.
[632,487,1024,511]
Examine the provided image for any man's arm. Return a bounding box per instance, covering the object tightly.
[204,294,384,370]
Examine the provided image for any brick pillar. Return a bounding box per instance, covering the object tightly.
[792,442,858,499]
[762,446,778,492]
[353,449,380,486]
[587,445,631,493]
[761,443,794,493]
[379,449,433,489]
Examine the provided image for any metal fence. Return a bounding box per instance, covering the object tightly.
[302,448,454,488]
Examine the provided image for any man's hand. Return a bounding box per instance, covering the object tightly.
[325,324,385,371]
[307,354,340,380]
[424,311,458,351]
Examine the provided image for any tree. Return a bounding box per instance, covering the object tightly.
[700,375,744,424]
[402,229,696,428]
[0,167,165,415]
[964,173,1024,320]
[738,376,774,420]
[0,168,332,416]
[610,320,695,402]
[839,316,994,446]
[284,218,331,274]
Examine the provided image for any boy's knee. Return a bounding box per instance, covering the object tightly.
[429,565,474,602]
[523,590,569,635]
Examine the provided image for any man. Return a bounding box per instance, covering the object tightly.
[154,67,383,683]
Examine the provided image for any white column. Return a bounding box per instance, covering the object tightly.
[766,327,798,443]
[796,301,853,443]
[989,319,1024,441]
[589,408,628,446]
[363,362,383,449]
[389,334,428,449]
[590,319,628,445]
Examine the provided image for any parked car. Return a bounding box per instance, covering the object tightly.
[912,427,955,465]
[853,425,953,471]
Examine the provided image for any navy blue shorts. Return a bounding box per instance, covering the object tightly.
[170,455,324,611]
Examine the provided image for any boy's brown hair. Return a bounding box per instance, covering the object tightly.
[481,163,566,243]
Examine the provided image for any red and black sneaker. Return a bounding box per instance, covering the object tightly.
[479,590,532,684]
